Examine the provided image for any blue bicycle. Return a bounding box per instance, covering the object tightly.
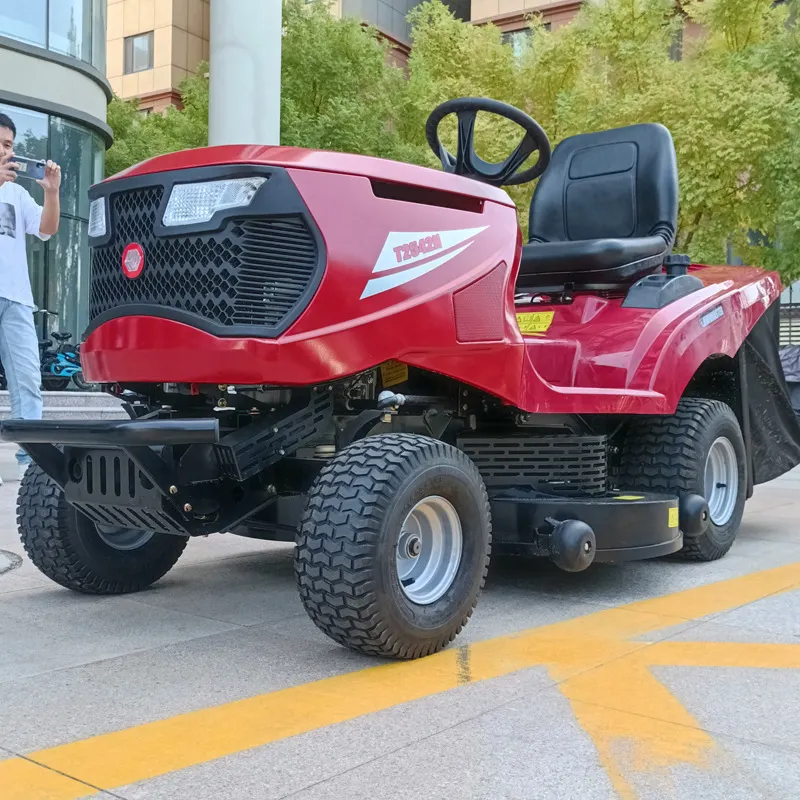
[36,310,94,391]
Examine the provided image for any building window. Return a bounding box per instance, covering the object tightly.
[443,1,470,21]
[669,25,683,62]
[502,26,549,59]
[49,0,92,63]
[0,0,105,71]
[124,31,154,74]
[0,0,47,48]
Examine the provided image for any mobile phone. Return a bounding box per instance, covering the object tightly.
[12,157,46,181]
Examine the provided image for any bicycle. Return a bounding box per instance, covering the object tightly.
[37,309,98,391]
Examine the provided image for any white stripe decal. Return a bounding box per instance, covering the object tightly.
[372,226,489,275]
[360,242,474,300]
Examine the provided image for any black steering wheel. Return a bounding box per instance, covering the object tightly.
[425,97,551,188]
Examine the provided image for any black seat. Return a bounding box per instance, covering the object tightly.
[518,123,679,290]
[51,332,72,342]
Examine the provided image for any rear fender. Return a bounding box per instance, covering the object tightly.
[647,271,780,407]
[683,352,753,498]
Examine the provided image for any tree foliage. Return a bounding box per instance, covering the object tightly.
[105,0,423,177]
[105,0,800,279]
[404,0,800,277]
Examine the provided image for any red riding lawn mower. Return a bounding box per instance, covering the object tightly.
[7,99,800,658]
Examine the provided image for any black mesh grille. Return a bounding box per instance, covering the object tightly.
[89,186,319,331]
[457,434,608,497]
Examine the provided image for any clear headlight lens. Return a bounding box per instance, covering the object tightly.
[162,177,267,227]
[88,198,107,238]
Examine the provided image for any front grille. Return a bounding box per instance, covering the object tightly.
[457,434,608,497]
[89,186,319,331]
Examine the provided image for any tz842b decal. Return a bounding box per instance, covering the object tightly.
[362,226,488,300]
[393,234,443,263]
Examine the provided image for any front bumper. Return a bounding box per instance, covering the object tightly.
[2,418,224,536]
[1,391,332,537]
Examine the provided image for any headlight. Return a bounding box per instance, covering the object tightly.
[162,177,267,227]
[88,198,106,238]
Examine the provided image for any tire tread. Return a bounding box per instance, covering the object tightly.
[295,433,491,659]
[618,398,742,562]
[17,465,187,593]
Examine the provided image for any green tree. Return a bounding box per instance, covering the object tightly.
[104,66,209,177]
[404,0,800,276]
[105,0,425,177]
[280,0,423,163]
[103,0,800,280]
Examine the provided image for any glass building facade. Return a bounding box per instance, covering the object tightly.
[0,0,106,73]
[0,0,109,338]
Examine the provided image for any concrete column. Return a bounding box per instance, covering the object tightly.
[208,0,282,146]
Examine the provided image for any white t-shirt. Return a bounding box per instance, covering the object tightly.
[0,180,50,308]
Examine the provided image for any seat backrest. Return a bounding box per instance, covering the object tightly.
[528,123,678,247]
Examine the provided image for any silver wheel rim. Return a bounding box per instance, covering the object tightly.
[96,525,155,551]
[396,496,463,605]
[704,437,739,526]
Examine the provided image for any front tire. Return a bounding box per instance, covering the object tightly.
[618,398,746,561]
[295,433,491,659]
[17,465,188,593]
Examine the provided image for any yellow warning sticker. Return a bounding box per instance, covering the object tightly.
[380,360,408,388]
[668,506,679,528]
[516,311,554,336]
[614,495,645,501]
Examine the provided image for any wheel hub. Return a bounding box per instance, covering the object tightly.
[704,436,739,527]
[395,496,463,605]
[96,525,155,551]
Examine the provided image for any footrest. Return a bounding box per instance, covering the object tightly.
[214,390,333,481]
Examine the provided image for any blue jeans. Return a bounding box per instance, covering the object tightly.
[0,298,43,465]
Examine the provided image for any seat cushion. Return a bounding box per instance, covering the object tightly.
[518,236,668,290]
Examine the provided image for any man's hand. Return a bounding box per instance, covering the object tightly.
[38,160,62,236]
[37,160,61,193]
[0,152,19,184]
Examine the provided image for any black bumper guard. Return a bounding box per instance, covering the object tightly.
[0,390,334,537]
[1,418,226,536]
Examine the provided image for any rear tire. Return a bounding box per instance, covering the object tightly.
[618,398,746,561]
[17,464,188,593]
[295,433,491,659]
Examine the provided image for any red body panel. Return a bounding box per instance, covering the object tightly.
[84,146,782,415]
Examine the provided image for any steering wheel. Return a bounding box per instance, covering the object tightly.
[425,97,551,188]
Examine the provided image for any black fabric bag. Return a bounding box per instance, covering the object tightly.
[743,301,800,484]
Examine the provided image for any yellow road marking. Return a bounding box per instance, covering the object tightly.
[3,561,800,800]
[646,641,800,669]
[1,757,96,800]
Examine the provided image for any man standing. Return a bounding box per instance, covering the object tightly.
[0,112,61,483]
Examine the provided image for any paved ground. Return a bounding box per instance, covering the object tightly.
[1,461,799,800]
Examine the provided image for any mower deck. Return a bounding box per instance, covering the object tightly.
[490,489,682,563]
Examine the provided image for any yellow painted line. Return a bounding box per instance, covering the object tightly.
[2,561,800,800]
[1,757,96,800]
[646,641,800,669]
[623,560,800,620]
